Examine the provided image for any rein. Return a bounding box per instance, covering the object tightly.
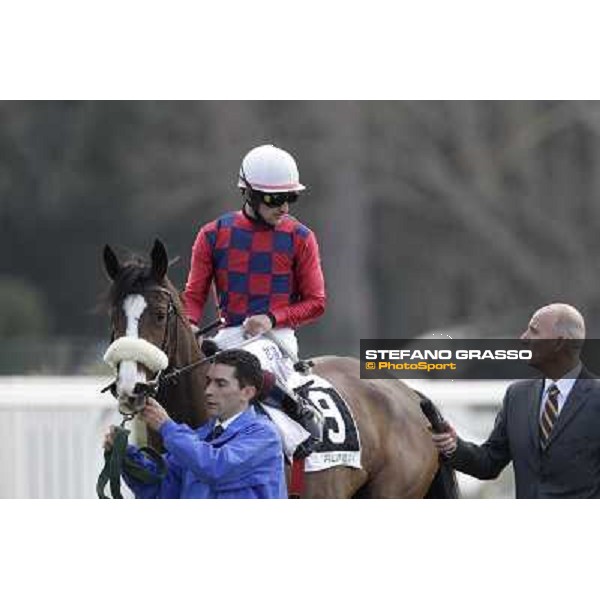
[159,316,225,381]
[97,413,167,499]
[100,316,224,400]
[133,330,265,399]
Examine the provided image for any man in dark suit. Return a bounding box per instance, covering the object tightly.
[432,303,600,498]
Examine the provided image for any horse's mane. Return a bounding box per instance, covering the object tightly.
[106,254,185,316]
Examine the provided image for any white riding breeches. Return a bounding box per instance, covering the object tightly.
[211,326,298,384]
[211,326,310,457]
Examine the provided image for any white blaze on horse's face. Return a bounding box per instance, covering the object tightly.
[116,294,148,400]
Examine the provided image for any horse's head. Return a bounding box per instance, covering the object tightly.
[102,239,184,415]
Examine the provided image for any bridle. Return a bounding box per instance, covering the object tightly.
[98,284,214,499]
[101,284,224,418]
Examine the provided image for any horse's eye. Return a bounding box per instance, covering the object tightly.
[155,312,166,322]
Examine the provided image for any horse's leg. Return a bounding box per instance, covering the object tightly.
[358,461,437,498]
[355,438,438,498]
[302,467,368,498]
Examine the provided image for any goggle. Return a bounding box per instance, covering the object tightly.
[240,165,299,207]
[257,191,299,207]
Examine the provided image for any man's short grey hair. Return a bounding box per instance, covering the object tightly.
[549,303,586,340]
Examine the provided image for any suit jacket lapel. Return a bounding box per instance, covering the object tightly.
[528,378,544,448]
[545,371,593,447]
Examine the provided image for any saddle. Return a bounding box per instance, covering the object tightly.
[201,336,313,417]
[200,334,323,459]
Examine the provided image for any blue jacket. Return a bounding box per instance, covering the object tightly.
[124,406,287,499]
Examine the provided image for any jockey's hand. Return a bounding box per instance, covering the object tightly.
[140,398,172,432]
[243,314,273,337]
[190,322,203,342]
[431,425,458,456]
[103,425,118,451]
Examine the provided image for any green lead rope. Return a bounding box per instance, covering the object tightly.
[97,426,168,499]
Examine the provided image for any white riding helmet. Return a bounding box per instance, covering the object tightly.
[238,144,306,193]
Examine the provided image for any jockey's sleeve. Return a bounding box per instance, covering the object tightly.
[270,230,326,329]
[183,225,215,325]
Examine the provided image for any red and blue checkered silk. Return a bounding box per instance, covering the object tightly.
[184,210,326,329]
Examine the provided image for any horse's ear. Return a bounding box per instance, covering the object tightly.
[150,239,169,282]
[103,245,121,281]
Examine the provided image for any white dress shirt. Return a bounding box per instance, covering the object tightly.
[216,409,245,431]
[539,362,582,417]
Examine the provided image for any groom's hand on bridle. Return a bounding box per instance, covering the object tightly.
[140,398,172,432]
[103,425,118,451]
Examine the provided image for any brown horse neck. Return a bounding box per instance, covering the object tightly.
[161,315,209,429]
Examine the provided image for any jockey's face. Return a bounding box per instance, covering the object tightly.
[257,200,290,226]
[205,363,256,421]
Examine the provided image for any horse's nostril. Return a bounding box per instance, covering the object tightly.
[118,395,144,415]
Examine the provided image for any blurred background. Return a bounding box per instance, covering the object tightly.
[2,100,599,498]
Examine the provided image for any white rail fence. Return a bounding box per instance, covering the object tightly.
[0,377,119,498]
[0,377,510,499]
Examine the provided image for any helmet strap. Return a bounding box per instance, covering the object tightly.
[242,195,272,228]
[239,166,273,228]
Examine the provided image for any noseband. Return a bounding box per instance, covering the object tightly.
[102,286,179,410]
[101,286,221,414]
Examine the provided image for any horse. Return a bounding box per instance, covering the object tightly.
[102,239,458,498]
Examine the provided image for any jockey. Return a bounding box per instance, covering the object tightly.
[183,144,326,458]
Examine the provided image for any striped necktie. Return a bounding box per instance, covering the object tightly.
[540,384,560,448]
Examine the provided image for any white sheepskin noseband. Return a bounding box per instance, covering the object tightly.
[104,337,169,372]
